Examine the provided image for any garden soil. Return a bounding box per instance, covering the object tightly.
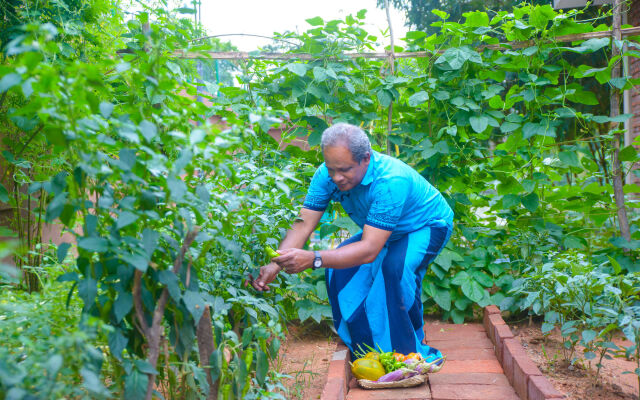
[512,320,639,400]
[275,322,337,400]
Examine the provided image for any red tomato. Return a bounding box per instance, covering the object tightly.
[392,352,405,362]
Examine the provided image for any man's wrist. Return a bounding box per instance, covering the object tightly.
[312,250,323,270]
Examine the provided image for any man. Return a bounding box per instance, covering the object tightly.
[251,123,453,363]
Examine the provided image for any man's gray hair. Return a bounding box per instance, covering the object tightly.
[320,123,371,163]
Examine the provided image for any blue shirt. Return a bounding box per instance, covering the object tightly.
[303,151,453,241]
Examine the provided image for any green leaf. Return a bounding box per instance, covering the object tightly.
[306,16,324,26]
[529,5,555,30]
[286,63,309,77]
[559,151,581,168]
[470,270,494,287]
[461,279,485,303]
[99,102,114,118]
[57,242,72,263]
[502,194,520,209]
[581,329,597,345]
[377,89,392,107]
[139,120,157,142]
[563,235,585,249]
[167,176,186,200]
[313,66,327,82]
[332,216,360,235]
[117,211,139,230]
[541,322,555,333]
[0,183,8,203]
[183,291,205,324]
[451,271,470,285]
[450,309,465,324]
[497,176,523,195]
[521,192,539,212]
[608,256,622,274]
[78,237,108,253]
[435,248,463,271]
[45,354,63,377]
[114,293,133,323]
[159,270,181,301]
[78,278,97,309]
[464,11,489,27]
[469,115,489,133]
[432,288,451,311]
[134,360,158,375]
[124,369,149,399]
[432,90,450,100]
[0,73,21,93]
[108,329,128,360]
[620,145,638,162]
[562,37,610,54]
[408,91,429,107]
[256,349,268,386]
[175,7,196,14]
[610,77,628,89]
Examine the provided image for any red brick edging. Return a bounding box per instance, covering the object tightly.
[483,306,565,400]
[320,341,350,400]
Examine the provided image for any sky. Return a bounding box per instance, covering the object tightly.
[198,0,409,51]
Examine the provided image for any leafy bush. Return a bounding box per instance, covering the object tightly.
[0,258,111,399]
[508,250,640,385]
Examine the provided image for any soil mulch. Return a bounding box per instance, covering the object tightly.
[511,320,639,400]
[274,322,336,400]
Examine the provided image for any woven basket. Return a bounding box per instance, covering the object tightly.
[356,356,446,390]
[357,374,425,389]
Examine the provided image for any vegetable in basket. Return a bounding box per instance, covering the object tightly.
[376,367,419,383]
[350,358,386,381]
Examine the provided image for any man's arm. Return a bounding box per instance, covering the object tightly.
[249,208,324,291]
[274,224,391,273]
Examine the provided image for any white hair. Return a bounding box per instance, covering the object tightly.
[320,123,371,163]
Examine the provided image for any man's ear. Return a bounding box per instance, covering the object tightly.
[361,152,371,164]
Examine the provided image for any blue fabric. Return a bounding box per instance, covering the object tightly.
[326,221,452,361]
[303,151,453,241]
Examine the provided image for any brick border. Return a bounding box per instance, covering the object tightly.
[320,341,350,400]
[483,306,565,400]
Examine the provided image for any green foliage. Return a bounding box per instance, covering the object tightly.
[509,250,640,383]
[229,4,640,323]
[0,257,111,399]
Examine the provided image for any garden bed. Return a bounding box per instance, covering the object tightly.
[275,322,337,399]
[512,320,639,400]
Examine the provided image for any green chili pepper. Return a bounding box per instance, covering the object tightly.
[265,246,279,258]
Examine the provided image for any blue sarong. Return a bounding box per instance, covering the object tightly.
[326,220,452,362]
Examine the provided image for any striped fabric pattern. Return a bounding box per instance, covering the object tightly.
[326,220,452,362]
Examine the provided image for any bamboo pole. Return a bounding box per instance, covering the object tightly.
[610,0,632,242]
[384,0,395,156]
[173,26,640,60]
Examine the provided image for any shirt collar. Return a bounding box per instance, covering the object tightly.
[359,151,376,186]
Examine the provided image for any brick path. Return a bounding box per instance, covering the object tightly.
[344,321,519,400]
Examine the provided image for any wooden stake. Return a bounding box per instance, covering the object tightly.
[610,0,631,242]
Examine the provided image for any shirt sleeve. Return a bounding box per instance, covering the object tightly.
[302,164,332,212]
[365,177,408,231]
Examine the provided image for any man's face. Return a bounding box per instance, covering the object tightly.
[323,144,370,192]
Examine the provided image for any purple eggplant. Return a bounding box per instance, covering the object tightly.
[376,367,418,382]
[403,358,420,367]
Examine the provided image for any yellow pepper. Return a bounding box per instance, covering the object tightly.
[363,352,380,361]
[351,358,386,381]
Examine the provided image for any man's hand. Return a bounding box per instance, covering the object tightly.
[248,262,281,291]
[273,248,315,274]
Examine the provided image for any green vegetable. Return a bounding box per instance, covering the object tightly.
[265,246,279,258]
[354,343,406,373]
